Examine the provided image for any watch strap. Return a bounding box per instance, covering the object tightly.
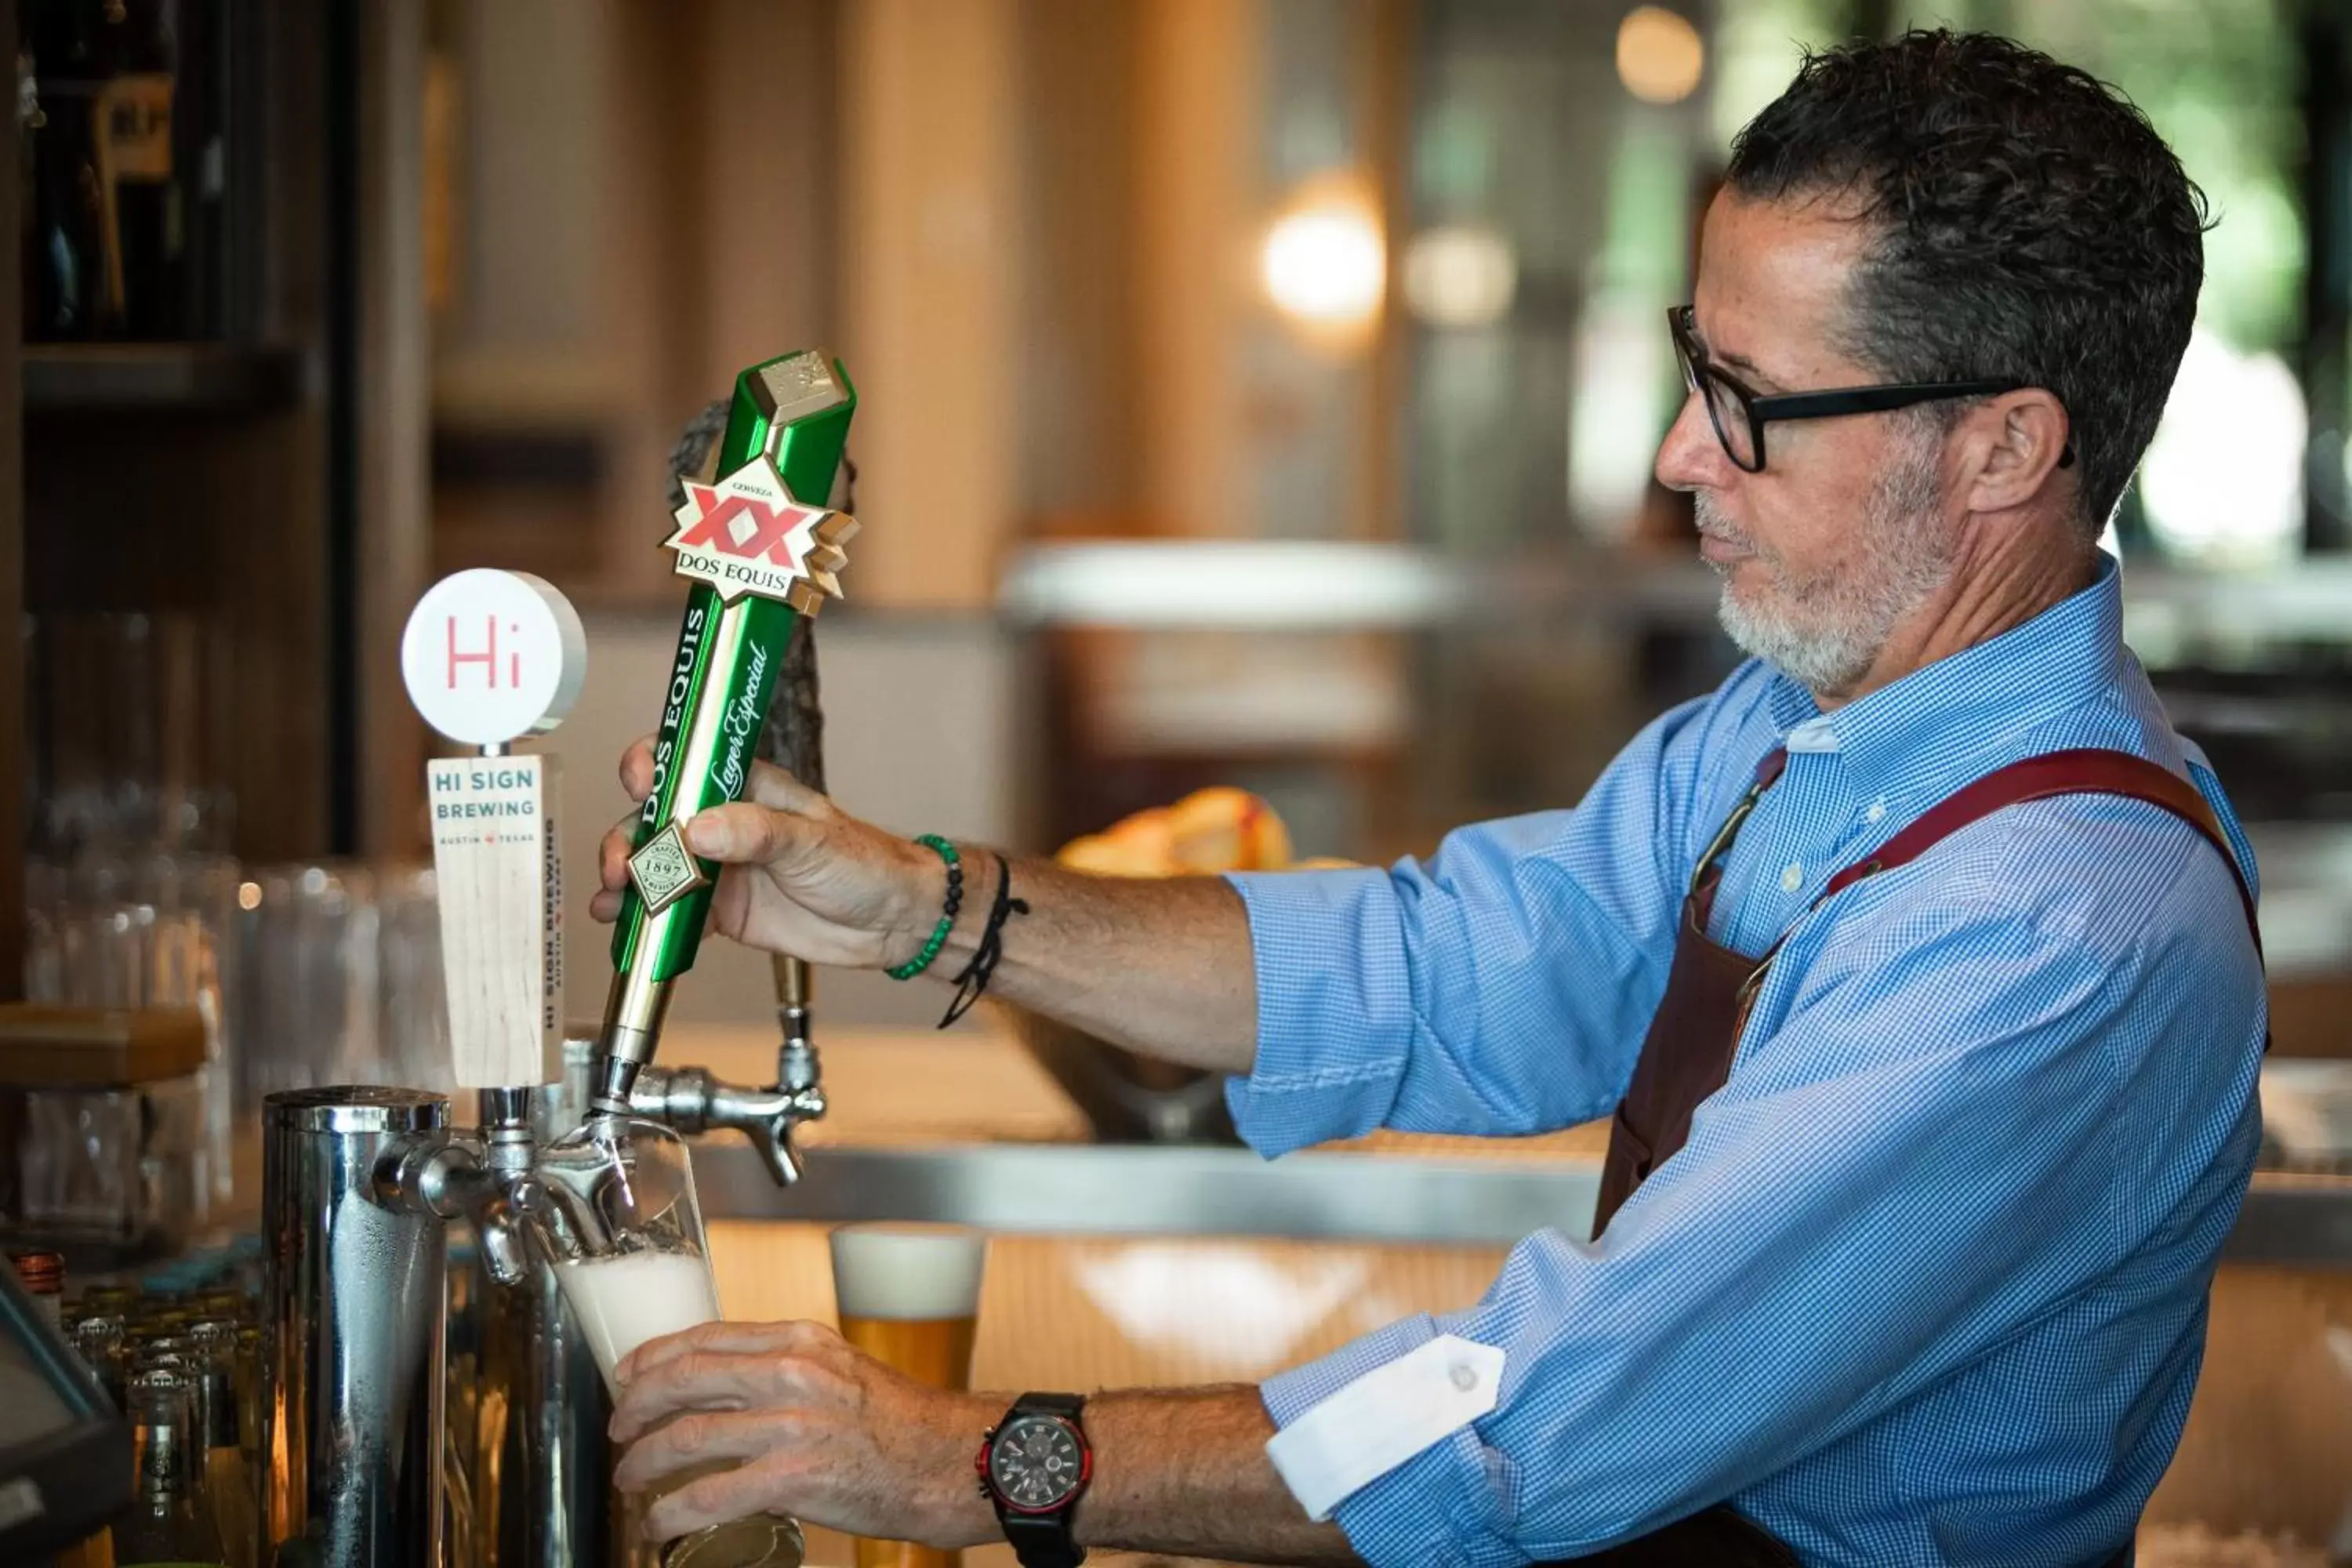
[990,1392,1088,1568]
[1000,1509,1086,1568]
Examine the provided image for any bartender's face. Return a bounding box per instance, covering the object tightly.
[1655,190,1961,698]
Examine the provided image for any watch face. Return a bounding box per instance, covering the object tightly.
[989,1414,1087,1512]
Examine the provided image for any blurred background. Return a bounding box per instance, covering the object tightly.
[420,0,2352,1033]
[13,0,2352,1263]
[9,3,2352,1560]
[14,0,2352,1023]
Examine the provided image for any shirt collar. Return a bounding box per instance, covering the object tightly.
[1763,554,2125,804]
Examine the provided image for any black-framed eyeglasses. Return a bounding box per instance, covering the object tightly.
[1668,305,2071,474]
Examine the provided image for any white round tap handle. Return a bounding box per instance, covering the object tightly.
[401,569,588,746]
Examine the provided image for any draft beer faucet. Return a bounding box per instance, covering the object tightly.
[622,439,840,1182]
[590,351,858,1181]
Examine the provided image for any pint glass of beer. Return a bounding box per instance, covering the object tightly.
[829,1223,988,1568]
[533,1118,806,1568]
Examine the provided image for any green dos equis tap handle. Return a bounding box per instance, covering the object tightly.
[591,350,857,1118]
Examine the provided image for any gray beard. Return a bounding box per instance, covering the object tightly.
[1700,442,1955,695]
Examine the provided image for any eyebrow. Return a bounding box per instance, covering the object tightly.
[1686,315,1787,392]
[1715,345,1784,392]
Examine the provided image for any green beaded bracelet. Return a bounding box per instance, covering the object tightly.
[887,835,963,980]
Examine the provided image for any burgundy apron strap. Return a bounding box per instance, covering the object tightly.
[1815,749,2259,957]
[1691,747,1791,929]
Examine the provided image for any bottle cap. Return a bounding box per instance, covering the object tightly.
[8,1248,64,1295]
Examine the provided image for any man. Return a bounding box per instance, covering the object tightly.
[591,29,2263,1568]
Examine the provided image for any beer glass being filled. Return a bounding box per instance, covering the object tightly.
[532,1118,805,1568]
[829,1223,988,1568]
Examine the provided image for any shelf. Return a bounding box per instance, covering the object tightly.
[23,342,305,415]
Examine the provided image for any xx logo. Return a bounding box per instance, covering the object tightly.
[674,485,825,566]
[661,453,858,609]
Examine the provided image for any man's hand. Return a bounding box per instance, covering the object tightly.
[608,1319,1001,1547]
[590,738,946,971]
[589,736,1262,1076]
[610,1321,1360,1564]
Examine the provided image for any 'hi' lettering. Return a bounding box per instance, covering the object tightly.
[446,615,523,689]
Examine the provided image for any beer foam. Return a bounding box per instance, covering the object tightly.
[829,1224,986,1321]
[554,1248,721,1394]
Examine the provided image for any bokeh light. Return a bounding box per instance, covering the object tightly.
[2140,325,2305,567]
[1616,5,1705,107]
[1261,193,1385,334]
[1403,225,1518,329]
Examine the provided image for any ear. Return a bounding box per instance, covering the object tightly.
[1958,390,2071,514]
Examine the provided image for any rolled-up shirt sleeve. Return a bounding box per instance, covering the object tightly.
[1224,698,1711,1156]
[1253,823,2264,1566]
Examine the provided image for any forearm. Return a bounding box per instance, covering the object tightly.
[935,851,1260,1076]
[1072,1385,1360,1566]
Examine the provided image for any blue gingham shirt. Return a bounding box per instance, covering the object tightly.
[1225,557,2266,1567]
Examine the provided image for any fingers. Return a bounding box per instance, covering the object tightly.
[683,800,822,865]
[744,759,831,817]
[613,1408,796,1494]
[609,1348,789,1442]
[641,1454,806,1544]
[600,814,638,891]
[619,736,656,802]
[619,739,820,819]
[619,1319,829,1385]
[598,735,655,920]
[590,811,641,923]
[612,1335,847,1444]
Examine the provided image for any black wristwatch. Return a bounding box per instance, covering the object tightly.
[975,1392,1091,1568]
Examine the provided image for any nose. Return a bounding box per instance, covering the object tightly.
[1656,390,1733,494]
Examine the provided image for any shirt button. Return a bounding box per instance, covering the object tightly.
[1780,862,1803,893]
[1866,800,1886,823]
[1449,1361,1479,1392]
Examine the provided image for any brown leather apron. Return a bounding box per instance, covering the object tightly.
[1552,747,2259,1568]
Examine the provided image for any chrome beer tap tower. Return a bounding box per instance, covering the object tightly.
[258,358,854,1568]
[260,569,588,1568]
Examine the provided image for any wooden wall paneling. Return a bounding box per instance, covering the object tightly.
[13,0,361,870]
[838,0,1024,609]
[0,0,22,998]
[1129,0,1257,539]
[211,414,329,862]
[596,0,706,595]
[1018,0,1140,530]
[694,0,840,401]
[21,414,327,866]
[355,0,432,859]
[239,0,331,862]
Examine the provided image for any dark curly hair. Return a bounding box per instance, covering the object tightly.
[1727,29,2209,533]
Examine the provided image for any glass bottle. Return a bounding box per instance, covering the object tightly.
[9,1247,67,1330]
[111,1363,230,1566]
[231,1322,260,1471]
[71,1310,130,1410]
[91,0,180,337]
[185,1319,255,1568]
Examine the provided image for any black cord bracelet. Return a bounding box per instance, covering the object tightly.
[938,853,1029,1029]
